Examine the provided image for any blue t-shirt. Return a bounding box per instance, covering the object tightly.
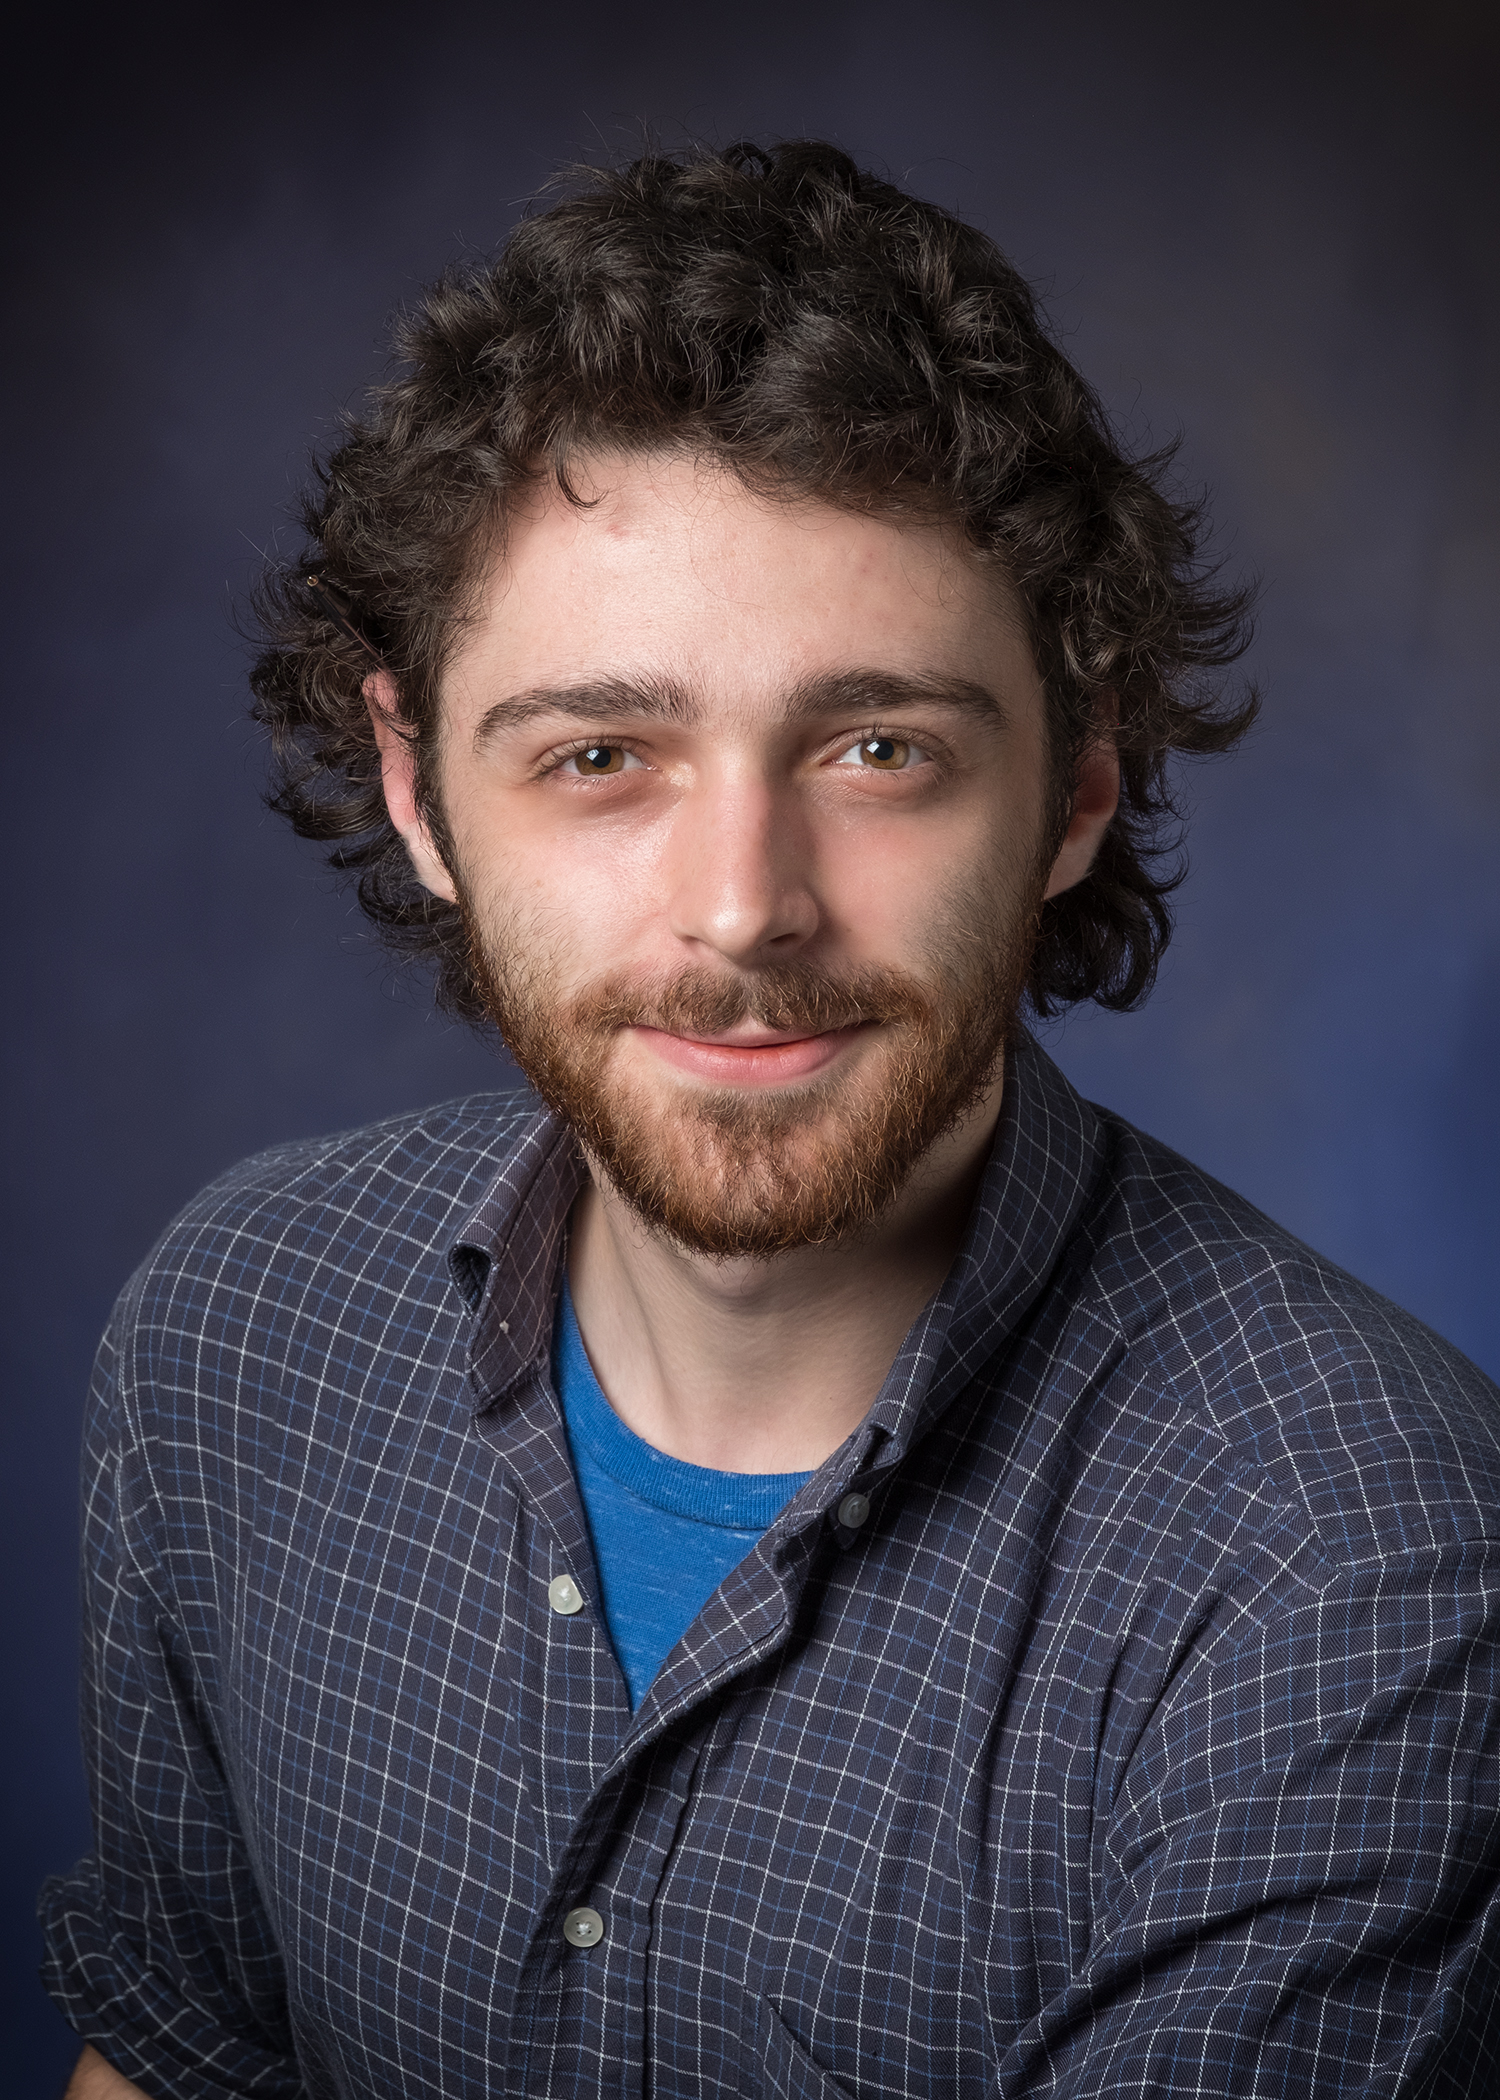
[553,1282,812,1707]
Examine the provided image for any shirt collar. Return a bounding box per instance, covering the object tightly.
[448,1031,1105,1469]
[859,1028,1105,1468]
[449,1107,588,1405]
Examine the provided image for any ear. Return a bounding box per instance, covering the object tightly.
[1042,711,1121,901]
[364,672,459,904]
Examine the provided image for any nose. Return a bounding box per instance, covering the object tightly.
[665,771,820,965]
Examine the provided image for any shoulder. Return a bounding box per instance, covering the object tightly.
[1079,1107,1500,1561]
[109,1088,549,1361]
[160,1085,542,1235]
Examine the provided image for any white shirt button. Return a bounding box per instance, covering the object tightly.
[548,1574,584,1615]
[837,1492,871,1530]
[563,1906,604,1947]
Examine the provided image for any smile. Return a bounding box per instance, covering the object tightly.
[630,1022,872,1087]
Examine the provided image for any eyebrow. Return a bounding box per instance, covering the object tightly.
[471,668,1008,749]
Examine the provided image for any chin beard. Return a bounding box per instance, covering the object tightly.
[457,936,1029,1260]
[455,878,1041,1259]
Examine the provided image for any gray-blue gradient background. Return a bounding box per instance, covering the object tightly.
[6,2,1496,2081]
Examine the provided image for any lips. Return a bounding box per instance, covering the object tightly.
[631,1021,870,1086]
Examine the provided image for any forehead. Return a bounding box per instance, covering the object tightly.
[445,451,1034,712]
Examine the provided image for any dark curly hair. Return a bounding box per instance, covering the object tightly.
[251,139,1256,1023]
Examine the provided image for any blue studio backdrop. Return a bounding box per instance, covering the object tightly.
[6,1,1497,2085]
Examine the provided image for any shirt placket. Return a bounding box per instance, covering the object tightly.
[505,1729,705,2097]
[480,1368,827,2097]
[465,1351,681,2097]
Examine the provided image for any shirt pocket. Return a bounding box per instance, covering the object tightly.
[755,1995,856,2100]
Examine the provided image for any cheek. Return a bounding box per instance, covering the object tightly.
[456,797,677,959]
[819,804,1018,948]
[795,850,913,979]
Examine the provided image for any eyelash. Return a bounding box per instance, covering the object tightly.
[833,726,936,771]
[538,737,648,779]
[537,725,942,779]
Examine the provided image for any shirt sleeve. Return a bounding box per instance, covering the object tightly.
[38,1303,303,2098]
[1005,1546,1500,2096]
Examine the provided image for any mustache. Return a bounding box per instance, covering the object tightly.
[561,962,934,1039]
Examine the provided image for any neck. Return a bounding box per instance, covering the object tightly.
[565,1064,1004,1474]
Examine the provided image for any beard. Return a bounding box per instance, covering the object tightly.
[453,858,1045,1260]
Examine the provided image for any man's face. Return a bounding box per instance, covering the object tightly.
[378,452,1109,1256]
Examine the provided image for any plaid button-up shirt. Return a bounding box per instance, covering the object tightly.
[41,1038,1500,2096]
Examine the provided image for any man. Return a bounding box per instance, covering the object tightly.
[43,141,1500,2098]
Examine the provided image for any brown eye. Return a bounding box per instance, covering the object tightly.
[858,736,910,769]
[573,744,626,775]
